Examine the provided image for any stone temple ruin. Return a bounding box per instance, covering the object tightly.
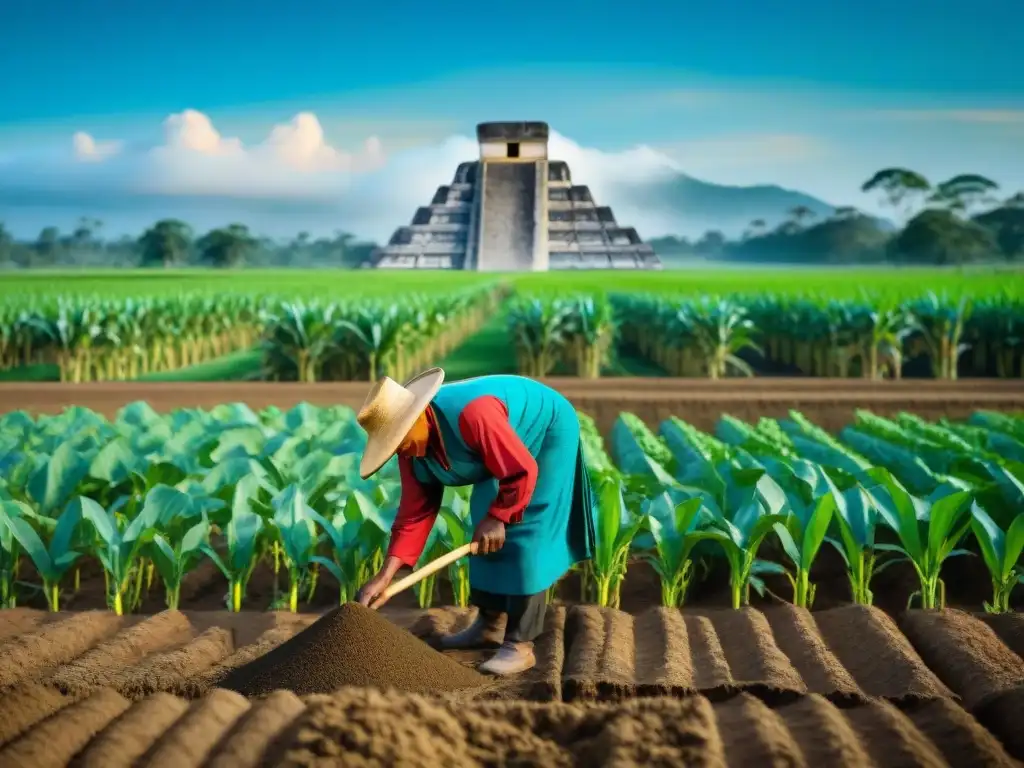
[370,122,661,270]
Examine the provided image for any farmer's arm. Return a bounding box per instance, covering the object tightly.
[458,396,538,524]
[385,456,443,568]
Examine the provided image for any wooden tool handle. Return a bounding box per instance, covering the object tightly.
[380,542,478,601]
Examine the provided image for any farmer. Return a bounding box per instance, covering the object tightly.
[355,368,597,676]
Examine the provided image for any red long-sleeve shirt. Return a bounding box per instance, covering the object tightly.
[386,395,538,567]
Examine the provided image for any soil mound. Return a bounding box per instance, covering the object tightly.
[220,603,488,697]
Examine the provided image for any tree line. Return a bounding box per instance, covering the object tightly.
[1,168,1021,269]
[0,219,377,269]
[651,170,1024,265]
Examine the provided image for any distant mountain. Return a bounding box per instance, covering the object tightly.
[616,172,875,239]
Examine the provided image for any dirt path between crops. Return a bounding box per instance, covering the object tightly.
[1,379,1020,434]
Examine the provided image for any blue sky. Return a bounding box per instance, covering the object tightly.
[0,0,1021,239]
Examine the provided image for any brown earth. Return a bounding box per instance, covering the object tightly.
[0,601,1021,766]
[1,379,1021,435]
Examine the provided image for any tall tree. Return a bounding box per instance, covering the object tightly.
[788,205,816,227]
[861,168,931,220]
[929,174,1000,214]
[889,208,998,265]
[197,223,255,268]
[34,226,62,265]
[0,222,12,266]
[138,219,193,267]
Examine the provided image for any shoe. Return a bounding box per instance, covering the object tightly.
[478,641,536,676]
[437,611,504,650]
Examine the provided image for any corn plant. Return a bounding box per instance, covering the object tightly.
[269,485,319,613]
[150,517,210,610]
[689,466,790,609]
[565,296,617,378]
[203,475,265,612]
[310,491,390,604]
[825,484,904,605]
[80,496,160,615]
[907,292,971,380]
[762,460,838,608]
[506,297,576,377]
[865,469,974,609]
[970,501,1024,613]
[0,499,83,611]
[588,476,646,608]
[642,494,704,606]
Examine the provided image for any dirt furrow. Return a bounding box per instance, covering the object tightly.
[512,604,565,702]
[108,626,234,699]
[847,700,950,767]
[631,607,695,697]
[204,690,306,768]
[562,606,636,701]
[410,607,491,641]
[0,608,50,641]
[979,613,1024,659]
[0,612,121,691]
[47,610,194,697]
[0,684,76,748]
[705,609,806,700]
[813,605,952,700]
[135,688,251,768]
[0,688,130,768]
[71,692,190,768]
[683,614,733,690]
[974,685,1024,761]
[257,688,1020,768]
[773,695,872,766]
[901,610,1024,711]
[715,694,807,767]
[762,605,863,701]
[899,697,1019,767]
[173,625,298,698]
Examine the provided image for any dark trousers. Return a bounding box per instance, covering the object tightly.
[471,588,547,643]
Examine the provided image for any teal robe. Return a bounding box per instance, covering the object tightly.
[411,375,597,596]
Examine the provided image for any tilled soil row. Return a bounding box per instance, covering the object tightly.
[0,686,1020,768]
[2,605,1021,709]
[1,605,1022,762]
[413,604,1023,709]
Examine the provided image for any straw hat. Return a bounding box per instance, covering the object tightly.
[357,367,445,479]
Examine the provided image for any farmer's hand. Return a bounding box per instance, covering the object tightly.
[357,559,401,610]
[357,571,392,609]
[473,515,506,554]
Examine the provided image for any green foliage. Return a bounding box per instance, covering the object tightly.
[0,401,1019,616]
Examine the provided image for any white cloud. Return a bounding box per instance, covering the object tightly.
[663,134,828,173]
[72,131,122,162]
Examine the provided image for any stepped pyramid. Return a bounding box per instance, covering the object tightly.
[371,122,662,271]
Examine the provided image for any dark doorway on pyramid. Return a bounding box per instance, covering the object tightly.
[370,121,662,271]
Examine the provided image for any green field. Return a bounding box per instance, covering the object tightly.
[1,265,1020,300]
[1,266,1019,385]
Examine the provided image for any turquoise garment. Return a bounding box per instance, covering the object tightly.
[410,375,597,596]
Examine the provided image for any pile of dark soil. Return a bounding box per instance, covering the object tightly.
[220,603,488,697]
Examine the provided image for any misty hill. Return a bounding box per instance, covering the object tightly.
[619,172,848,238]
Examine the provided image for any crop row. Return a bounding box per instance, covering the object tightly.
[0,286,503,382]
[506,291,1024,379]
[0,401,1020,617]
[3,286,1022,382]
